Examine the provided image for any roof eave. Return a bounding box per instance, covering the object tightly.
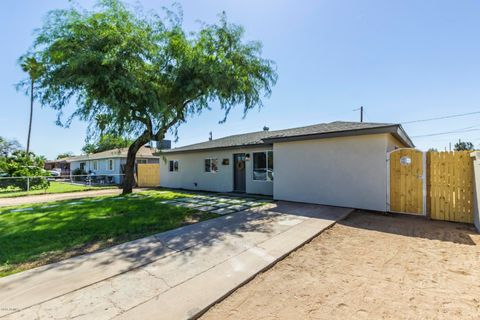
[262,125,415,148]
[67,154,159,162]
[160,142,272,154]
[393,124,415,148]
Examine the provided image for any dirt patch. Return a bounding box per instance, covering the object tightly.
[202,211,480,320]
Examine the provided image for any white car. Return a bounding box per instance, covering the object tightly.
[48,170,61,177]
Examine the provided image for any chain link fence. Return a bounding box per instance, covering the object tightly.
[0,174,125,195]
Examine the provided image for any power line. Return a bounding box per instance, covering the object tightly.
[401,110,480,124]
[410,125,480,138]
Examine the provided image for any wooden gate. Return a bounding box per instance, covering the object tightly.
[389,149,425,215]
[137,163,160,187]
[427,151,474,223]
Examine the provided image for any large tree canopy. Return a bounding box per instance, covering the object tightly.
[0,137,22,157]
[82,134,133,154]
[22,0,277,193]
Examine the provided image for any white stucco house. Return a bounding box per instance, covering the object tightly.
[160,121,414,212]
[68,146,160,184]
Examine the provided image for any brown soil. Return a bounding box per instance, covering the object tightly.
[202,211,480,320]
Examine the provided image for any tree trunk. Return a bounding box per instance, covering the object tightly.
[122,132,150,194]
[26,79,34,155]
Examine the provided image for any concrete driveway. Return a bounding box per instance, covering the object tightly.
[0,201,353,320]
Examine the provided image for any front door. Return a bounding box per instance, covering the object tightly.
[233,153,246,192]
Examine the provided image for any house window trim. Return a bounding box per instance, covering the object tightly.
[92,160,99,171]
[252,151,274,182]
[169,160,179,172]
[107,159,115,171]
[204,158,218,173]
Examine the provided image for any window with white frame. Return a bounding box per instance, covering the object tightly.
[204,158,218,173]
[93,160,99,171]
[253,151,273,181]
[169,160,179,172]
[108,159,114,171]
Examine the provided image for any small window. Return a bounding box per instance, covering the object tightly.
[108,159,114,171]
[137,159,147,164]
[204,158,218,173]
[169,160,179,172]
[93,160,98,171]
[253,151,273,181]
[79,162,86,171]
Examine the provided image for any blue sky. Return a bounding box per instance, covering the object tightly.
[1,0,480,159]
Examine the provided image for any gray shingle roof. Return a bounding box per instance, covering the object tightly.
[163,121,414,153]
[68,146,159,162]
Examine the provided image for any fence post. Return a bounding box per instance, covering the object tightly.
[471,151,480,231]
[27,177,30,193]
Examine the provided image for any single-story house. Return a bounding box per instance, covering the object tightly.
[44,157,72,176]
[68,146,160,184]
[160,121,414,212]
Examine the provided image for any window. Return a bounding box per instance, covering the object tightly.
[204,158,218,173]
[169,160,179,172]
[108,159,114,171]
[253,151,273,181]
[93,160,98,171]
[137,159,147,164]
[79,162,86,171]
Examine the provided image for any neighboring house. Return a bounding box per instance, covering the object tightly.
[44,157,72,176]
[160,121,414,212]
[68,146,160,184]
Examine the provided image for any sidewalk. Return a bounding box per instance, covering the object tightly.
[0,188,149,207]
[0,202,353,320]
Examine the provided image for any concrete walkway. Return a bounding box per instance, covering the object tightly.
[0,188,150,207]
[0,202,353,320]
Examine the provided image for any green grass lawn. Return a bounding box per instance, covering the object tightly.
[0,190,218,277]
[0,181,117,198]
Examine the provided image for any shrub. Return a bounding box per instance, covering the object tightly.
[0,151,50,191]
[71,168,87,181]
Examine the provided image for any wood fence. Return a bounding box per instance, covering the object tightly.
[427,151,474,223]
[389,150,475,223]
[137,163,160,187]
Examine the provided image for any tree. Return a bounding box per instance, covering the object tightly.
[454,140,475,151]
[19,56,43,155]
[56,152,74,160]
[0,150,49,191]
[22,0,277,194]
[0,137,22,157]
[82,134,133,154]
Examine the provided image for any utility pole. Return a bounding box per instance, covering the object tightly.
[209,131,213,141]
[353,106,364,122]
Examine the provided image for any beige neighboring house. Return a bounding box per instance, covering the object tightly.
[68,146,160,184]
[44,157,73,176]
[160,121,414,212]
